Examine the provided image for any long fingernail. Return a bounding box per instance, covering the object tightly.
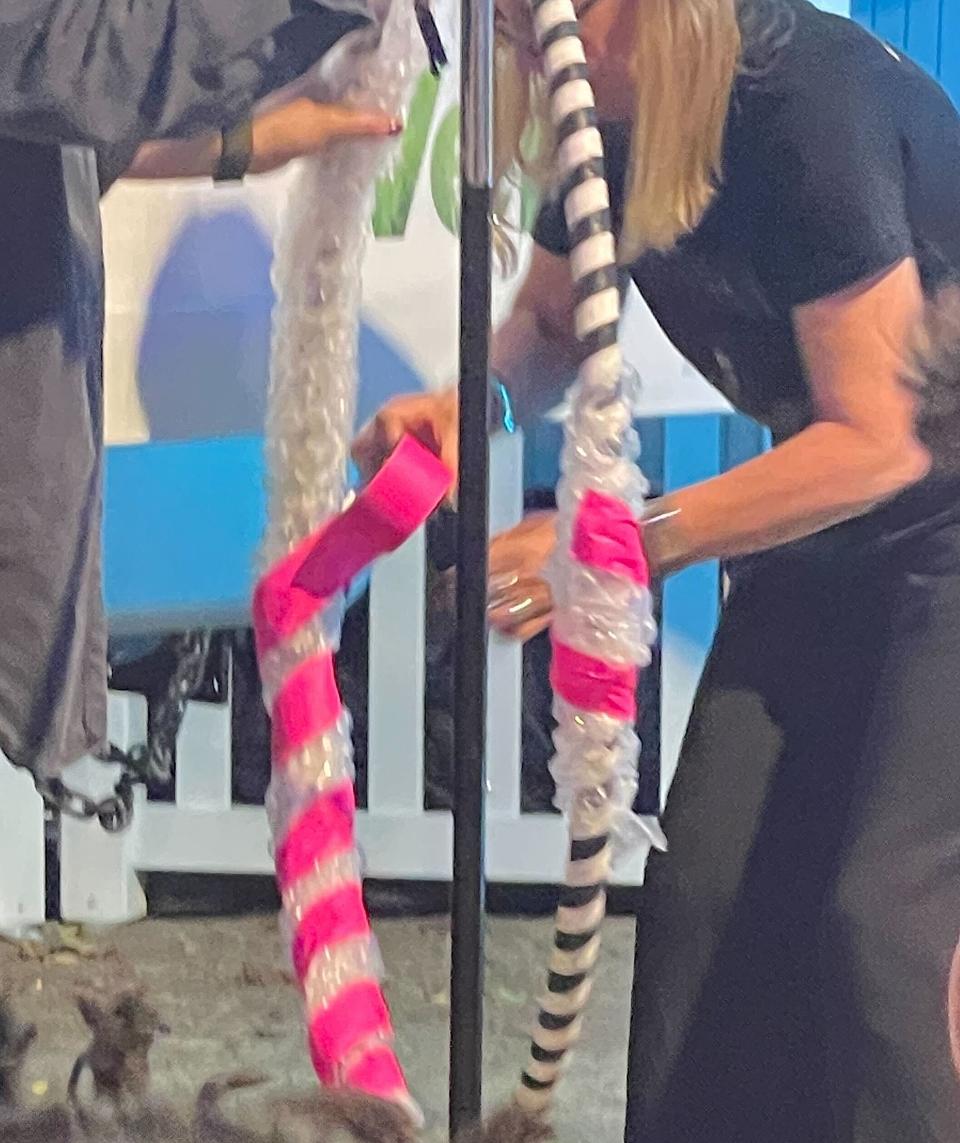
[388,118,404,135]
[488,572,520,594]
[505,595,535,615]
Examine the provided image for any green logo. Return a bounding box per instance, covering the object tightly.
[372,70,539,241]
[372,70,441,237]
[429,101,460,235]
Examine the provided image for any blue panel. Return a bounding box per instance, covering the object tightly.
[661,415,723,658]
[104,436,266,631]
[850,0,875,25]
[905,0,943,75]
[942,0,960,104]
[522,418,564,490]
[638,417,666,497]
[721,413,769,474]
[874,0,909,46]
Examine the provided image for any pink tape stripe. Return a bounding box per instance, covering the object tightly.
[292,884,371,982]
[308,979,393,1076]
[274,780,356,892]
[271,653,342,765]
[254,435,452,656]
[253,529,330,659]
[550,638,638,722]
[293,435,452,597]
[571,489,650,585]
[343,1044,408,1101]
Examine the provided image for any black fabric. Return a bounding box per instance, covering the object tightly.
[535,0,960,540]
[625,531,960,1142]
[532,4,960,1136]
[0,143,110,777]
[0,3,366,777]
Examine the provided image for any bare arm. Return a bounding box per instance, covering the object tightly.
[490,245,583,425]
[642,258,930,573]
[120,137,222,182]
[489,258,931,639]
[118,100,401,181]
[352,243,581,482]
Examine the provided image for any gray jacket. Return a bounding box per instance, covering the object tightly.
[0,1,365,777]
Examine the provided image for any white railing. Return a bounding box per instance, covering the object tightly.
[0,426,725,931]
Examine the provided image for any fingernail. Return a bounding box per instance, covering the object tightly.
[507,596,535,615]
[488,572,520,594]
[388,118,404,135]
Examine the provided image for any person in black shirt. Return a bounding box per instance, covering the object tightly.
[354,0,960,1138]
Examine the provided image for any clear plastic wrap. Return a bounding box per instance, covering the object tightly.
[537,352,661,865]
[258,602,345,706]
[303,938,387,1018]
[260,0,424,1115]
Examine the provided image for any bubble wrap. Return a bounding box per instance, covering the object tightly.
[547,373,665,860]
[260,0,425,1118]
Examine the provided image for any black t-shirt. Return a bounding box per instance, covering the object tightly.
[534,0,960,558]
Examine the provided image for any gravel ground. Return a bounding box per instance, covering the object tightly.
[0,913,635,1143]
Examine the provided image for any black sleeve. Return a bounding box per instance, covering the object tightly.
[743,63,914,309]
[96,144,143,197]
[0,2,367,153]
[533,120,633,257]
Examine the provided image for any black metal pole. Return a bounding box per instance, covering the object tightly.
[450,0,493,1136]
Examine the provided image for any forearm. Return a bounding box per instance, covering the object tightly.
[120,137,223,181]
[490,306,580,428]
[642,421,930,575]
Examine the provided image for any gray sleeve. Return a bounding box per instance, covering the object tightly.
[0,1,367,152]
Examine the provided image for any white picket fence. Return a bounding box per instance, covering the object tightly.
[0,427,722,933]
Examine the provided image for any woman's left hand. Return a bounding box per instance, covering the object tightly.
[249,98,402,173]
[487,510,557,642]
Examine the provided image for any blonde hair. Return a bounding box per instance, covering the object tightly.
[492,36,551,254]
[621,0,740,259]
[494,0,744,263]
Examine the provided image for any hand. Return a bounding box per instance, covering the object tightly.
[487,510,558,642]
[352,388,459,489]
[249,98,402,174]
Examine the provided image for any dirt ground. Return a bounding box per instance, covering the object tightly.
[0,912,635,1143]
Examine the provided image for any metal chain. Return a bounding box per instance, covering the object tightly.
[132,630,214,785]
[35,772,137,833]
[35,630,213,833]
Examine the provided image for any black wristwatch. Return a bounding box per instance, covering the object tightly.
[214,120,253,183]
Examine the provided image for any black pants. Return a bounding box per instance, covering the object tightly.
[625,521,960,1142]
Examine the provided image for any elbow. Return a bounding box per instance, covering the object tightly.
[857,437,931,506]
[532,307,580,362]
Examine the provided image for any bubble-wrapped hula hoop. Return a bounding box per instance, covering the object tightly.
[512,0,663,1115]
[254,0,428,1121]
[255,0,660,1127]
